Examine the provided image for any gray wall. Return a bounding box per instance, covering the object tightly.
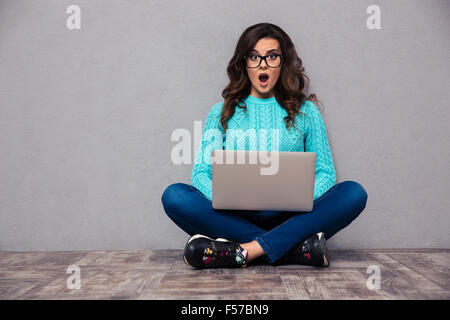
[1,0,449,251]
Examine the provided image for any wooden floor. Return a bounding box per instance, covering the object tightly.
[0,249,448,300]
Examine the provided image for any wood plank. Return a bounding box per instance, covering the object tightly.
[364,252,448,299]
[150,269,288,300]
[0,279,47,300]
[384,251,449,290]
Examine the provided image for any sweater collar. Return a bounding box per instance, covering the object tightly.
[244,94,277,105]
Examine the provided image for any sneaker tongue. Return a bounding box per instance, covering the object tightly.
[234,247,247,265]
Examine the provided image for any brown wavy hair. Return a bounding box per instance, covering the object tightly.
[220,22,323,134]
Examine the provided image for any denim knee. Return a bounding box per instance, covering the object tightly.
[161,183,188,213]
[341,180,368,213]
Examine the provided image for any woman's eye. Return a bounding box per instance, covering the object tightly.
[250,55,258,60]
[268,55,276,59]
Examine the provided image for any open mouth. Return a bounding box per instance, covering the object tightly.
[258,73,269,86]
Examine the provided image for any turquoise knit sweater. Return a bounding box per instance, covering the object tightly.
[191,94,337,202]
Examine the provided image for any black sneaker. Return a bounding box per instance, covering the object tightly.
[282,232,329,267]
[183,234,247,269]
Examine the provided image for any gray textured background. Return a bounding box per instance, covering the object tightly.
[1,0,449,251]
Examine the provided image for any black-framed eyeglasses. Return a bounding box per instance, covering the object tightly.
[243,54,283,68]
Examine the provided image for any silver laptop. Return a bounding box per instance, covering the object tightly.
[212,150,316,211]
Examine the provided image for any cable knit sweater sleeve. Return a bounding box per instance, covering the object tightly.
[303,101,337,200]
[191,103,225,201]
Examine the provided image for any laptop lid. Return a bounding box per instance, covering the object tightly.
[212,150,316,211]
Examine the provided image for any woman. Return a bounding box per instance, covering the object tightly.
[161,23,368,269]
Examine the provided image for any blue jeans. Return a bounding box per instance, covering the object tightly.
[161,180,368,264]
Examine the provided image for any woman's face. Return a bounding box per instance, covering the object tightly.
[246,37,282,99]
